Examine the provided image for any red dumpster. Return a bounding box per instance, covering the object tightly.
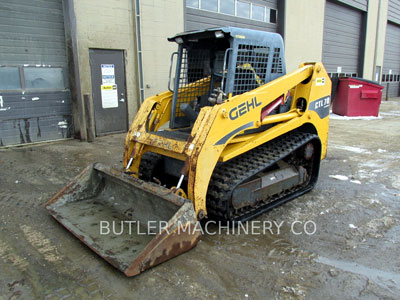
[332,77,384,117]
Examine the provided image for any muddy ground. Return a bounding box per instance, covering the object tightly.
[0,100,399,300]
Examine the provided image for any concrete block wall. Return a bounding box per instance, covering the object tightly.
[367,0,389,81]
[284,0,326,73]
[139,0,184,98]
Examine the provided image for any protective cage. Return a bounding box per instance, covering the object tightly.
[170,46,221,128]
[168,27,286,129]
[231,42,284,96]
[233,44,270,96]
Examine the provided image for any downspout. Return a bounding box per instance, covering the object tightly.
[373,0,382,83]
[133,0,145,104]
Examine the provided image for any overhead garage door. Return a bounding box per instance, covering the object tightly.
[382,2,400,97]
[0,0,72,146]
[185,0,279,32]
[387,0,400,25]
[322,0,366,77]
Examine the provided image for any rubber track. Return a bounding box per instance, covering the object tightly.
[206,132,319,222]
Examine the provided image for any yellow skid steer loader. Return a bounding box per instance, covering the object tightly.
[46,27,331,277]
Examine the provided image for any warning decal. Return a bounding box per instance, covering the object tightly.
[316,77,326,86]
[101,84,118,108]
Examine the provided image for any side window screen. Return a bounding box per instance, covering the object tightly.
[174,48,211,118]
[233,44,269,96]
[271,48,283,74]
[0,67,21,90]
[24,67,65,89]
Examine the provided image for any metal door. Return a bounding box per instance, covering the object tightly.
[89,49,127,135]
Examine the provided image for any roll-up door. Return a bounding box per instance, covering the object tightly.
[382,22,400,98]
[0,0,72,146]
[382,1,400,97]
[322,0,365,77]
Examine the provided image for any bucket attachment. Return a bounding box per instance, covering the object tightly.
[45,163,201,277]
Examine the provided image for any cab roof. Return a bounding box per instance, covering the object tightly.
[168,26,283,44]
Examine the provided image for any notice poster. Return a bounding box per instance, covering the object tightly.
[101,64,115,84]
[101,84,118,108]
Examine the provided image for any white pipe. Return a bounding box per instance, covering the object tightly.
[126,158,133,170]
[176,174,185,189]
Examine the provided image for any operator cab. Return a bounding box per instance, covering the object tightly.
[167,27,286,130]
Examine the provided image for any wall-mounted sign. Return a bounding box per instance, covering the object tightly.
[101,84,118,108]
[101,64,115,84]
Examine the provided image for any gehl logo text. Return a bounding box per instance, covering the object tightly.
[229,97,262,120]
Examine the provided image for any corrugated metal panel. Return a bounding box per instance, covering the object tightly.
[185,0,278,32]
[0,91,72,146]
[322,1,364,75]
[382,22,400,97]
[0,0,72,146]
[388,0,400,25]
[0,0,67,66]
[337,0,368,11]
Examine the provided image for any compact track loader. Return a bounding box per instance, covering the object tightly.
[46,27,331,276]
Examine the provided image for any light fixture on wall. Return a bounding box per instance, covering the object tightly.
[215,31,224,38]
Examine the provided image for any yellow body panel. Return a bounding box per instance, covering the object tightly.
[124,62,331,218]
